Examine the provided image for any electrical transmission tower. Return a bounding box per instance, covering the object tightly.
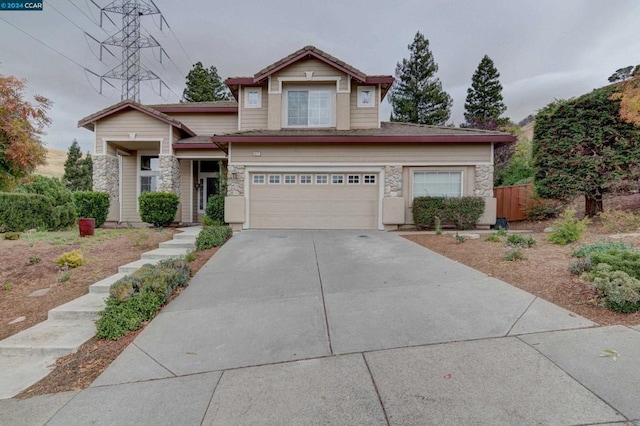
[97,0,168,102]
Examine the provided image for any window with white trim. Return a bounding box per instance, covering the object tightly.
[245,88,262,108]
[347,175,360,184]
[269,175,281,184]
[253,174,265,184]
[284,175,296,184]
[285,88,334,127]
[357,86,376,108]
[140,155,159,193]
[413,171,462,197]
[316,174,328,184]
[363,174,376,184]
[331,174,344,184]
[300,174,312,184]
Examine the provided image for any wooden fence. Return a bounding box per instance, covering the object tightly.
[494,183,535,222]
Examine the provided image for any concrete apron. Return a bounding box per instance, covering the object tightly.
[8,230,640,425]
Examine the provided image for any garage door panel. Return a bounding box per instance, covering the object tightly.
[249,173,378,229]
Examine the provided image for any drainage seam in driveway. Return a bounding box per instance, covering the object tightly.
[311,231,334,356]
[362,353,390,426]
[505,296,537,336]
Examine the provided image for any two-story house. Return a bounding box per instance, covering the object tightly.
[78,46,515,231]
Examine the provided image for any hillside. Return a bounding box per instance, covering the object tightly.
[34,148,66,179]
[520,120,534,140]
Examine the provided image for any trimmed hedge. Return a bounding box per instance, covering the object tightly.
[138,192,179,227]
[412,196,485,230]
[205,194,225,224]
[196,225,232,250]
[0,192,54,232]
[73,191,110,227]
[14,175,77,230]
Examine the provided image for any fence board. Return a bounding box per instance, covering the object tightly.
[494,183,534,222]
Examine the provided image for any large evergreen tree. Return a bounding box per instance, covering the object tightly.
[464,55,507,129]
[63,139,92,191]
[533,85,640,216]
[389,32,452,126]
[182,62,230,102]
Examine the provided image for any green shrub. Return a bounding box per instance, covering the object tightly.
[3,231,21,240]
[590,249,640,280]
[589,263,640,313]
[568,258,592,275]
[506,234,536,248]
[572,240,635,258]
[138,192,179,227]
[73,191,110,227]
[16,175,76,230]
[201,215,223,227]
[96,256,192,340]
[412,197,485,230]
[0,192,54,231]
[526,199,561,221]
[484,233,502,242]
[54,249,84,268]
[196,225,232,250]
[205,194,225,224]
[599,209,640,234]
[548,210,589,245]
[505,248,526,261]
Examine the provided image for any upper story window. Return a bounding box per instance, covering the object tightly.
[357,86,376,108]
[284,87,335,127]
[245,88,262,108]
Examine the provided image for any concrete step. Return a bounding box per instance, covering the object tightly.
[118,258,162,274]
[48,293,109,321]
[0,320,97,357]
[172,228,201,240]
[141,247,191,260]
[159,239,196,250]
[89,273,128,294]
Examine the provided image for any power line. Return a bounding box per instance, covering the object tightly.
[148,0,194,65]
[48,2,96,37]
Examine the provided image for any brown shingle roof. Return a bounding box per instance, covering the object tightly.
[147,101,238,109]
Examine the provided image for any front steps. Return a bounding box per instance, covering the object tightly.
[0,226,201,399]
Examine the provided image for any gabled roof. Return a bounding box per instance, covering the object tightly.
[78,99,196,136]
[225,45,394,99]
[149,101,238,114]
[211,122,517,144]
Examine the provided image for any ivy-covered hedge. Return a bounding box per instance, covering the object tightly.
[0,192,53,231]
[138,192,179,227]
[73,191,110,227]
[412,196,485,230]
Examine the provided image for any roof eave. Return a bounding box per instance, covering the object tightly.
[211,134,516,144]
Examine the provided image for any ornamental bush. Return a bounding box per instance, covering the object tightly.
[589,263,640,313]
[14,175,77,230]
[73,191,110,227]
[548,209,588,245]
[590,249,640,281]
[0,192,54,231]
[412,197,485,230]
[54,249,84,268]
[205,194,225,224]
[138,192,179,227]
[196,225,232,250]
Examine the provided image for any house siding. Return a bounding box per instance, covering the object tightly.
[121,153,140,222]
[166,112,238,135]
[350,85,379,129]
[230,143,492,164]
[240,86,268,130]
[96,109,168,141]
[174,148,227,159]
[269,58,349,92]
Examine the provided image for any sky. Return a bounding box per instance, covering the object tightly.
[1,0,638,153]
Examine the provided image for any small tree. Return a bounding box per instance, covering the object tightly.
[0,74,51,190]
[389,32,452,126]
[182,62,230,102]
[63,140,92,191]
[533,85,640,216]
[464,55,507,128]
[608,65,638,83]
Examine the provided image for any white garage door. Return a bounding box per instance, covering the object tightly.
[249,172,379,229]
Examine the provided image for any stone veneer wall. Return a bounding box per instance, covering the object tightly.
[384,165,403,197]
[158,155,180,194]
[93,155,119,201]
[227,165,245,196]
[474,165,493,197]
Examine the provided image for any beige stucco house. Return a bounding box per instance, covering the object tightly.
[79,45,515,231]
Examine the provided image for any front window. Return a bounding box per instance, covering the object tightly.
[286,89,332,127]
[140,155,159,193]
[413,171,462,197]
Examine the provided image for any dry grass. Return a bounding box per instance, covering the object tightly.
[34,148,66,179]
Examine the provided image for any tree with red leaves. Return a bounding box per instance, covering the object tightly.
[0,74,51,190]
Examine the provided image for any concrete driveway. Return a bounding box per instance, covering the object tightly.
[7,230,640,425]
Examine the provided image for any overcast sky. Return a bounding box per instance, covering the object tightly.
[1,0,638,153]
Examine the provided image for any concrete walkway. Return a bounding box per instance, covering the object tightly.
[2,230,640,425]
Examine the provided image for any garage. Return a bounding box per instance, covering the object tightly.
[248,172,380,229]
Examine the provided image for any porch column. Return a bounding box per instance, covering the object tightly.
[92,154,119,221]
[383,165,405,229]
[158,155,180,194]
